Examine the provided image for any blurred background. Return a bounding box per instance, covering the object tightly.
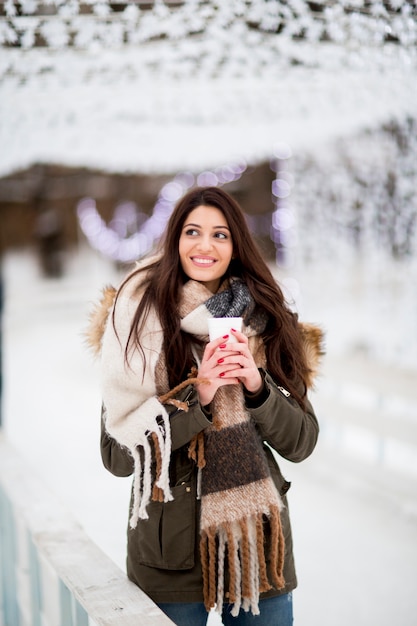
[1,1,417,625]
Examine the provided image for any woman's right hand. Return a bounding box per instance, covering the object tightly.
[196,335,240,406]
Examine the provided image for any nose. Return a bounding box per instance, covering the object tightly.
[196,234,213,252]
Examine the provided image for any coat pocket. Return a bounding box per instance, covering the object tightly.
[132,480,196,570]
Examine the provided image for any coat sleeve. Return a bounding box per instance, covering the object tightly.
[100,406,135,477]
[165,384,213,450]
[248,370,319,462]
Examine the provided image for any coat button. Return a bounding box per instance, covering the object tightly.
[186,486,191,493]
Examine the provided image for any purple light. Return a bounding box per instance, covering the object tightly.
[160,181,186,202]
[76,161,248,262]
[272,179,291,199]
[197,171,219,186]
[272,208,295,231]
[273,142,292,160]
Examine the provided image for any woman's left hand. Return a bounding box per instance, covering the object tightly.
[216,328,263,394]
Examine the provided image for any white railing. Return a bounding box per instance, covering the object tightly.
[0,433,174,626]
[313,353,417,477]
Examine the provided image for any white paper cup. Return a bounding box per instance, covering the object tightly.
[208,317,243,342]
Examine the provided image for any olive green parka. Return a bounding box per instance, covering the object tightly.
[100,367,319,604]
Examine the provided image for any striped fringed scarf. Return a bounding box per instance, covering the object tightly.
[180,279,286,616]
[193,384,285,616]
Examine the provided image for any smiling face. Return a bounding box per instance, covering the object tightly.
[179,205,234,293]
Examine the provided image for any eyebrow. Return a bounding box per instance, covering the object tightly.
[183,222,231,230]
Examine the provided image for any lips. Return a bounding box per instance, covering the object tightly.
[190,256,217,266]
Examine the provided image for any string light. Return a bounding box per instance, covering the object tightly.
[0,1,415,68]
[76,160,248,262]
[2,1,416,267]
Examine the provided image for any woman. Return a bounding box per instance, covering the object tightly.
[88,186,323,626]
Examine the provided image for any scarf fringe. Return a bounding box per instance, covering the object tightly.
[200,506,285,616]
[188,431,206,469]
[129,410,173,528]
[158,376,210,405]
[128,377,210,526]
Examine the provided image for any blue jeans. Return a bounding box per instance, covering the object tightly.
[158,593,293,626]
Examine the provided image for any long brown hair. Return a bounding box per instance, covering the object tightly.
[114,186,308,405]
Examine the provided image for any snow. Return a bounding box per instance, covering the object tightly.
[1,43,416,176]
[2,245,417,625]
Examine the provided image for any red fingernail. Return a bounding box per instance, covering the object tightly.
[222,334,229,339]
[219,343,226,349]
[217,358,224,364]
[231,328,237,332]
[219,372,225,377]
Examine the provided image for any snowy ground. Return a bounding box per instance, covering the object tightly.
[2,245,417,626]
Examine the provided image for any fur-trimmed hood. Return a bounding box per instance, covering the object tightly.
[86,284,324,389]
[86,284,117,357]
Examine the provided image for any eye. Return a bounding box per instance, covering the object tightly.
[214,231,228,240]
[184,228,199,236]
